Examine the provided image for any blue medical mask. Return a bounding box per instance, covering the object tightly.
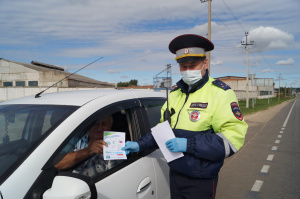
[180,64,205,86]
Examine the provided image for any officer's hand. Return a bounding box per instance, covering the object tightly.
[165,138,187,152]
[121,141,140,155]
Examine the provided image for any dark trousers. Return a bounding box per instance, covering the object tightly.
[170,170,218,199]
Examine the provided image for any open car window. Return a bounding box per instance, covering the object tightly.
[52,107,135,180]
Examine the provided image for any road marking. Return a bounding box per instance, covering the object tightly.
[282,99,297,128]
[275,140,280,144]
[261,165,270,173]
[281,128,285,130]
[267,154,274,161]
[278,135,282,138]
[280,131,284,134]
[251,180,264,192]
[272,146,278,151]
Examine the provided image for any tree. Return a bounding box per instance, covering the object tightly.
[129,79,138,86]
[117,79,138,87]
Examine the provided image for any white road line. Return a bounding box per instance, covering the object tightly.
[261,165,270,173]
[278,135,282,138]
[280,131,284,134]
[282,99,297,128]
[272,146,278,151]
[275,140,280,144]
[251,180,264,192]
[267,154,274,161]
[281,128,285,130]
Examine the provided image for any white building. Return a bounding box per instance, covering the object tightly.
[215,76,275,100]
[0,58,115,102]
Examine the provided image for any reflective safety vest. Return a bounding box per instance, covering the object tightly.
[161,76,248,155]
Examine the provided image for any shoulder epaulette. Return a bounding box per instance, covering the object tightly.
[212,79,231,91]
[170,85,180,93]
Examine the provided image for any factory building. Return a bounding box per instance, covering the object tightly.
[0,58,114,88]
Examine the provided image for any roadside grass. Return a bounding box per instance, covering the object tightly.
[238,96,296,116]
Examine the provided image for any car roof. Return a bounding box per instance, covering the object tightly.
[0,89,166,106]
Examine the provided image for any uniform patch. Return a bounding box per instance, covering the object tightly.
[187,110,201,122]
[190,103,208,109]
[231,102,243,121]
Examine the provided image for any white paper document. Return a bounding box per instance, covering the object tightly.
[151,121,184,162]
[103,131,127,160]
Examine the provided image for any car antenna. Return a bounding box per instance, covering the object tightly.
[35,57,103,98]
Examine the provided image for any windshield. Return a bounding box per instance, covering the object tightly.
[0,104,78,185]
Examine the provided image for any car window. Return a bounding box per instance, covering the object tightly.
[144,105,163,128]
[141,98,166,128]
[53,108,134,180]
[0,105,77,185]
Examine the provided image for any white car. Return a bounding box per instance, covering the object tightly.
[0,90,170,199]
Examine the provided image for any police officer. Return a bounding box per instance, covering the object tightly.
[122,34,248,199]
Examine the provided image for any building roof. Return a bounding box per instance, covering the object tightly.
[215,76,246,80]
[0,58,113,86]
[215,76,273,80]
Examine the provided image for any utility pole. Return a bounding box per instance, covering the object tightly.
[278,73,282,101]
[200,0,212,75]
[241,32,254,108]
[250,74,256,108]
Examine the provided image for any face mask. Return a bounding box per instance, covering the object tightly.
[180,64,205,86]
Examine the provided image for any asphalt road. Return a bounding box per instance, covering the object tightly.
[216,95,300,199]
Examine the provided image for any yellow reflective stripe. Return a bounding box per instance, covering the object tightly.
[175,54,206,60]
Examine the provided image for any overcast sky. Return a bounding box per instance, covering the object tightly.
[1,0,299,88]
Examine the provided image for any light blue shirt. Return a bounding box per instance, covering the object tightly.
[70,133,117,178]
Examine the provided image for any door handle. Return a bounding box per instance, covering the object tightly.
[137,177,151,193]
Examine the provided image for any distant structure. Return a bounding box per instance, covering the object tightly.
[215,76,275,100]
[0,58,114,88]
[153,64,172,91]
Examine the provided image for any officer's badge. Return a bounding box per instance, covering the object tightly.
[187,110,201,122]
[184,48,189,54]
[231,102,243,121]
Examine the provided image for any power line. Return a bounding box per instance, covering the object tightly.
[221,0,247,33]
[203,2,241,41]
[207,1,277,77]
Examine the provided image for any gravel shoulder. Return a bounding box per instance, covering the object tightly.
[243,99,294,127]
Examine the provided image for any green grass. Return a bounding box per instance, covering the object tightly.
[239,96,296,116]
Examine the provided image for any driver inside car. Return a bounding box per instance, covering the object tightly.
[55,115,117,177]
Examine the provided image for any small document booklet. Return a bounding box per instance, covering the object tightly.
[103,131,127,160]
[151,121,184,162]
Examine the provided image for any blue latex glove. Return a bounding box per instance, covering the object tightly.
[165,138,187,152]
[121,141,140,155]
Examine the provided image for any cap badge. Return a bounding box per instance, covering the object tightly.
[184,48,189,54]
[187,110,201,122]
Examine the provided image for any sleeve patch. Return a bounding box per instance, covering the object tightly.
[231,102,243,121]
[212,80,231,91]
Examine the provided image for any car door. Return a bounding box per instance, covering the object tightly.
[94,104,158,199]
[139,97,170,199]
[42,98,160,199]
[94,97,169,199]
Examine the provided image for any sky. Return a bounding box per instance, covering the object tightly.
[1,0,299,88]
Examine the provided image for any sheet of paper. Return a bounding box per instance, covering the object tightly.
[151,121,184,162]
[103,131,127,160]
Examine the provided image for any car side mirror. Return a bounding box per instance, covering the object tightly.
[43,172,97,199]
